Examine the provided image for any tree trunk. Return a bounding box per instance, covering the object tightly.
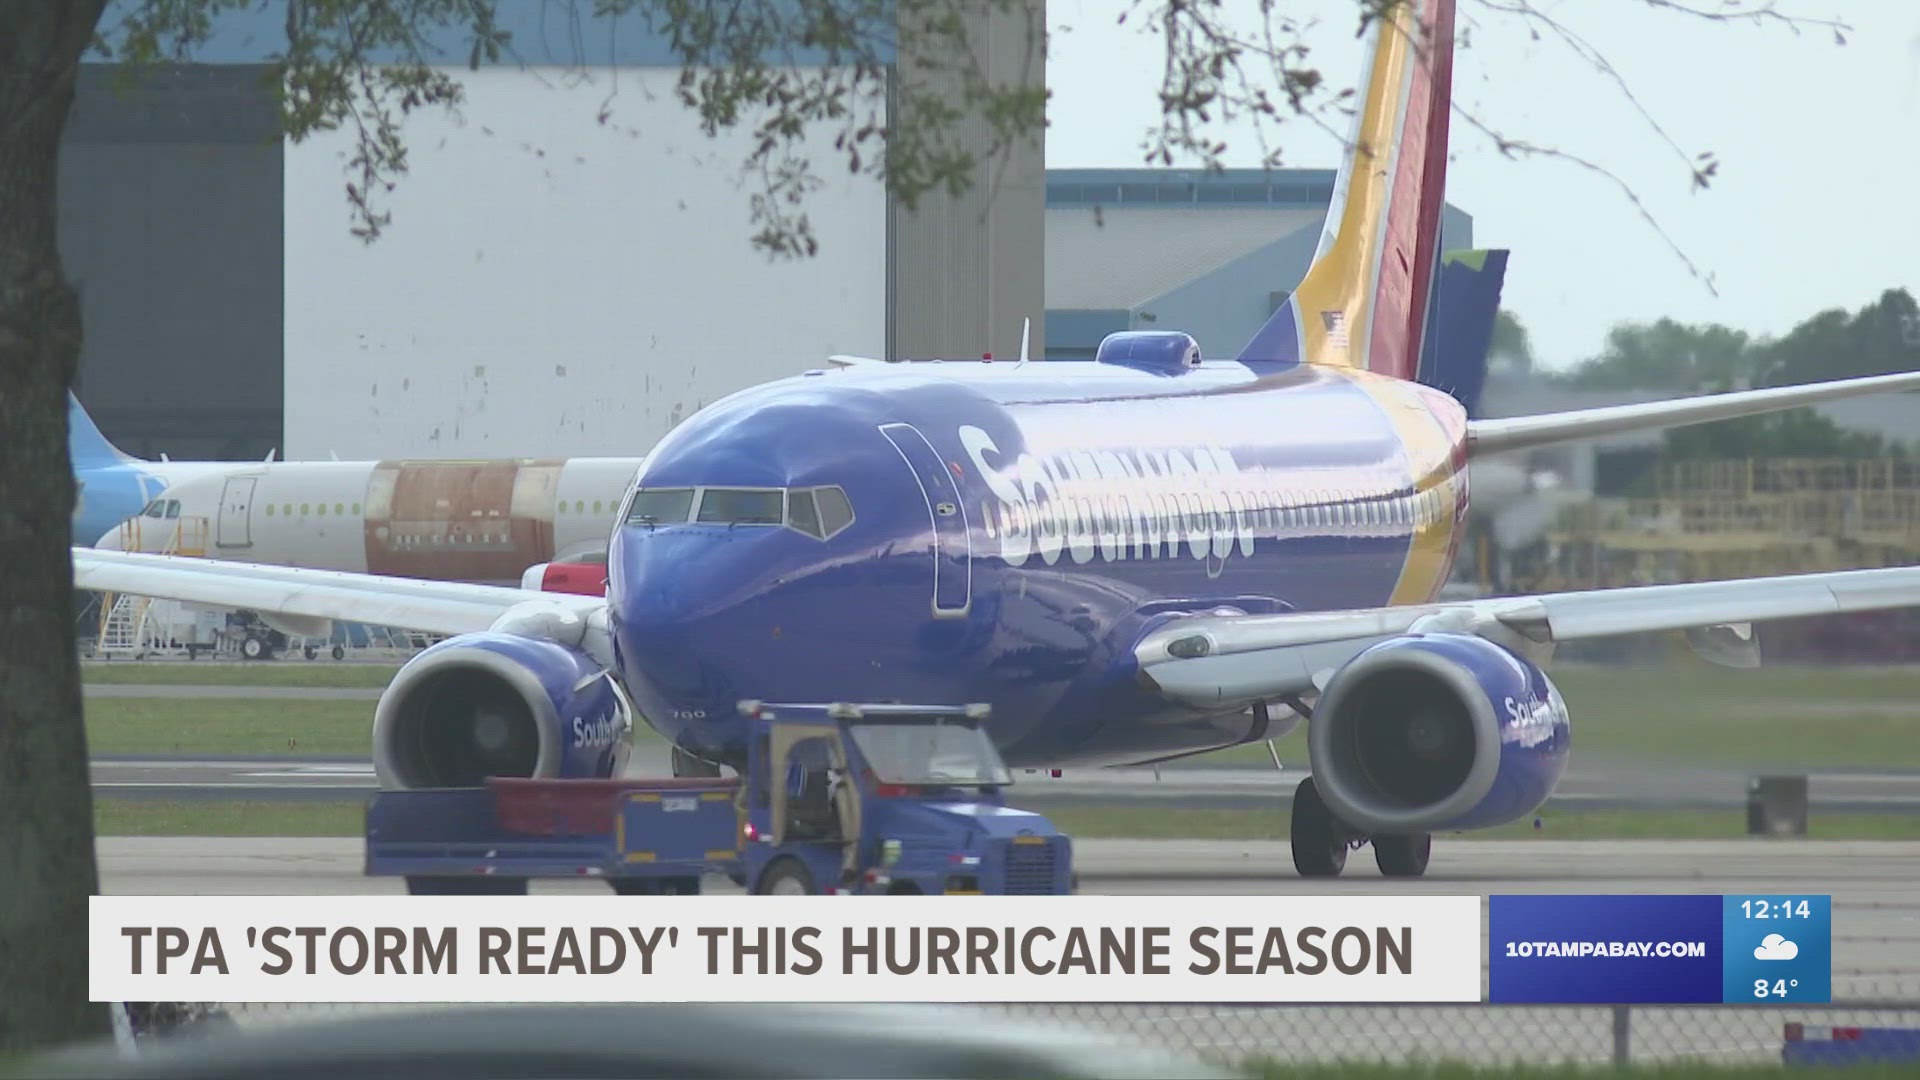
[0,0,113,1054]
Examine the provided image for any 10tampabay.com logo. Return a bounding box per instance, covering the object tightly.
[1489,894,1831,1004]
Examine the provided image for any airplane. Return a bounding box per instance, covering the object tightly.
[98,454,647,586]
[69,392,647,650]
[73,0,1920,881]
[73,394,646,582]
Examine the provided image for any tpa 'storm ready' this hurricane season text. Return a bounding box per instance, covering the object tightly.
[74,0,1920,879]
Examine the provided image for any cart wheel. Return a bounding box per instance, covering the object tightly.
[303,646,317,661]
[752,858,815,896]
[406,876,528,895]
[331,645,345,660]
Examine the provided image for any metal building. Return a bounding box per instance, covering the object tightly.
[1045,167,1473,359]
[60,0,1043,462]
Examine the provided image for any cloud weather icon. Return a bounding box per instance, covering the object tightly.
[1755,934,1800,961]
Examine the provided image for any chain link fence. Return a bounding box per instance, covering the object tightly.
[137,992,1916,1069]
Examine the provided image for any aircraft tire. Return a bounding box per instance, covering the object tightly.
[753,858,816,896]
[1290,777,1348,878]
[611,876,702,896]
[240,634,268,661]
[1373,832,1432,878]
[405,876,528,895]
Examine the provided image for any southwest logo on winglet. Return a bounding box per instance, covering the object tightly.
[1755,934,1800,960]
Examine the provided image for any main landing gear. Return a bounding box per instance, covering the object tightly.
[1289,776,1431,879]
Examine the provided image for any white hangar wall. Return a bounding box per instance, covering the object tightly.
[283,66,887,460]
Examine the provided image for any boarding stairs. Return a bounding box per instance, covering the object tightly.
[92,515,211,659]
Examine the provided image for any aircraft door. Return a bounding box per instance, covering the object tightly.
[215,477,257,549]
[878,423,971,618]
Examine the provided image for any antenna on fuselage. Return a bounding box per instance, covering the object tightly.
[1015,317,1032,368]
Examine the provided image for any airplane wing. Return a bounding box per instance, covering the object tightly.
[1467,369,1920,456]
[75,548,607,649]
[1133,565,1920,707]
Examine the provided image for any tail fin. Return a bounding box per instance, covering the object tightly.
[1238,0,1456,375]
[1415,249,1509,418]
[69,391,133,467]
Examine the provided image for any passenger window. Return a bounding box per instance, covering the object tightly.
[787,489,823,539]
[626,488,694,525]
[815,486,854,538]
[697,488,783,525]
[335,503,344,516]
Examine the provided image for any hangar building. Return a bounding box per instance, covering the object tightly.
[63,0,1043,462]
[1044,168,1473,359]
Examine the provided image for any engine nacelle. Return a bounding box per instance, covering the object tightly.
[519,561,608,596]
[1308,633,1570,835]
[371,632,630,790]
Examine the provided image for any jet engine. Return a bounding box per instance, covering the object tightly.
[1307,632,1569,835]
[371,632,631,789]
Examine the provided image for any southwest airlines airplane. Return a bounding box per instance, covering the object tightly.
[75,0,1920,879]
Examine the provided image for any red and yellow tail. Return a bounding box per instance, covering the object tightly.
[1237,0,1456,379]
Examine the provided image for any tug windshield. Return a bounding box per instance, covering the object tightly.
[848,720,1012,787]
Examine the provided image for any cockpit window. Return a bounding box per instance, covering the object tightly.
[165,500,180,519]
[815,486,854,538]
[624,484,853,536]
[786,489,823,539]
[695,488,783,525]
[142,501,164,518]
[626,488,694,525]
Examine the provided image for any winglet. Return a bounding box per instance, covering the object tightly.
[1016,317,1032,368]
[1415,249,1509,418]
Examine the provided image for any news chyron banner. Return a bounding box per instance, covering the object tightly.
[1490,894,1832,1004]
[92,896,1481,1003]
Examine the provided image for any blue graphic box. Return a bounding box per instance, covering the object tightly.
[1489,894,1831,1004]
[1490,895,1721,1003]
[1722,895,1831,1004]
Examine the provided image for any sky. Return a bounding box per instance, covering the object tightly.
[1044,0,1920,371]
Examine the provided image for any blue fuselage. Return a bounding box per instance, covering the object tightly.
[607,357,1469,768]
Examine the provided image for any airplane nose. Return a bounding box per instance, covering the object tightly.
[94,526,125,551]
